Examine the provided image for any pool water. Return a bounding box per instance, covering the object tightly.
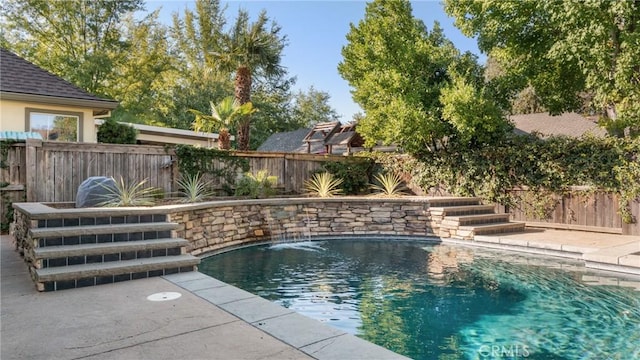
[198,239,640,360]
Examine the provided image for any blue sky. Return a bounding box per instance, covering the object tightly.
[146,0,483,122]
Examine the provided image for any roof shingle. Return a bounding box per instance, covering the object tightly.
[510,112,607,138]
[0,48,118,107]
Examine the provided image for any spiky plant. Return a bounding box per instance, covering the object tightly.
[176,173,213,203]
[371,172,407,197]
[98,177,156,207]
[304,172,343,198]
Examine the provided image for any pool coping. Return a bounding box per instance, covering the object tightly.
[167,233,639,359]
[163,271,409,360]
[471,230,640,276]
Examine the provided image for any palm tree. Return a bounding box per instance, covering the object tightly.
[221,9,285,150]
[190,96,257,150]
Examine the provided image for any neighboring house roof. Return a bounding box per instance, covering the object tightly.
[258,128,318,153]
[259,123,367,154]
[510,112,607,138]
[324,123,364,148]
[0,48,118,112]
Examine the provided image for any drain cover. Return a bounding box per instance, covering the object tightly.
[147,292,182,302]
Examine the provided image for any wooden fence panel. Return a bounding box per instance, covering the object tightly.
[3,141,639,235]
[29,141,174,202]
[1,144,27,227]
[506,187,628,233]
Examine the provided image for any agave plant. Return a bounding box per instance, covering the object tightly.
[304,172,343,198]
[176,173,213,203]
[371,172,407,197]
[98,176,157,207]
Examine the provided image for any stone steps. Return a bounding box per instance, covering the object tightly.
[23,215,199,292]
[443,213,511,227]
[30,222,178,240]
[430,197,525,240]
[33,238,189,269]
[428,197,483,208]
[460,222,526,236]
[429,204,495,217]
[35,255,200,291]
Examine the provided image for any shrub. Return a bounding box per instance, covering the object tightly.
[321,158,378,195]
[97,118,137,144]
[235,170,277,198]
[173,144,249,195]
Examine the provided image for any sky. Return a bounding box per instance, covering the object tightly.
[146,0,483,122]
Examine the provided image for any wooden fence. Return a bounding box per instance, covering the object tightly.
[2,140,639,235]
[0,140,342,227]
[497,187,639,236]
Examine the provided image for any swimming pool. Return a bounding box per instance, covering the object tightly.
[199,239,640,359]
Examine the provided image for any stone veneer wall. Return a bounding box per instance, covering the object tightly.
[166,198,437,256]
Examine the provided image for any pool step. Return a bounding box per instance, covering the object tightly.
[429,197,525,240]
[30,222,179,242]
[33,238,189,269]
[460,222,526,236]
[429,204,495,217]
[35,255,200,291]
[23,216,199,292]
[428,197,483,208]
[442,213,511,227]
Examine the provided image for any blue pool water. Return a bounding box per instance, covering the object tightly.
[198,239,640,359]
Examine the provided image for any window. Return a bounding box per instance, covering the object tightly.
[26,109,83,142]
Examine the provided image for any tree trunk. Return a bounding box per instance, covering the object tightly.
[218,128,231,150]
[235,65,252,150]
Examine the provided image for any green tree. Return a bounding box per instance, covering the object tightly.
[338,0,459,154]
[167,0,232,130]
[292,86,340,127]
[445,0,640,137]
[1,0,144,96]
[110,11,177,125]
[97,118,137,144]
[221,9,286,150]
[190,96,257,150]
[440,75,512,147]
[249,73,302,150]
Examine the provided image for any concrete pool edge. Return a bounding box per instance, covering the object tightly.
[472,229,640,276]
[162,271,410,360]
[167,233,639,359]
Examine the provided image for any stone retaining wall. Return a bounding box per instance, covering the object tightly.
[166,198,437,256]
[11,198,443,258]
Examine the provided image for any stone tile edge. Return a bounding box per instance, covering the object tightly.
[163,272,410,360]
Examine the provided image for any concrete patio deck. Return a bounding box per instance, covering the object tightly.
[0,234,405,360]
[2,229,639,360]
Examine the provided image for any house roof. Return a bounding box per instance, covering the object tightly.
[303,121,341,144]
[258,128,321,153]
[0,48,118,111]
[258,123,367,154]
[510,112,607,138]
[324,123,364,147]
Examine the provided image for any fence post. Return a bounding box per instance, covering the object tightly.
[622,199,640,236]
[24,139,42,202]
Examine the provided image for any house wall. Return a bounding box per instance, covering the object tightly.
[0,99,97,142]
